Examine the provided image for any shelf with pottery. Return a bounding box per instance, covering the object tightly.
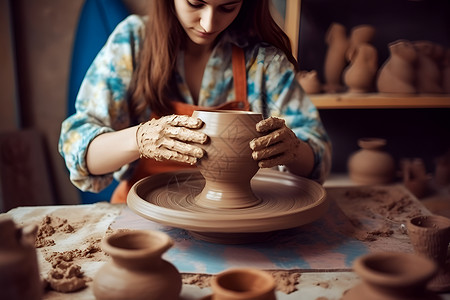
[309,93,450,109]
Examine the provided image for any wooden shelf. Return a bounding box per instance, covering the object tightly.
[310,93,450,109]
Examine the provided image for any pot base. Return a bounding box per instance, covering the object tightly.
[127,169,328,243]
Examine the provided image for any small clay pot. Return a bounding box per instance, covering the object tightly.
[192,110,263,209]
[407,215,450,292]
[343,252,439,300]
[0,216,42,300]
[93,230,182,300]
[207,268,276,300]
[347,138,396,185]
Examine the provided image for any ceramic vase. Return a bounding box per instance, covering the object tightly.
[192,110,263,209]
[377,39,418,94]
[323,22,348,93]
[343,252,439,300]
[297,70,322,94]
[347,138,396,185]
[442,48,450,94]
[346,24,376,62]
[414,41,444,94]
[93,230,182,300]
[209,268,276,300]
[407,215,450,292]
[343,43,378,93]
[0,216,42,300]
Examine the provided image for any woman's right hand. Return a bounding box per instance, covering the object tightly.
[136,115,208,164]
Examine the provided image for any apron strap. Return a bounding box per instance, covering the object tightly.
[232,45,247,101]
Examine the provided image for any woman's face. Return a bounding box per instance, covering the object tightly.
[174,0,243,47]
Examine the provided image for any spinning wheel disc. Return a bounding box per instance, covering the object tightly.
[127,169,328,241]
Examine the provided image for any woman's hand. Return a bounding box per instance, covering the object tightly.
[136,115,208,164]
[250,117,301,168]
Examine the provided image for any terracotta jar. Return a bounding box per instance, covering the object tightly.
[407,215,450,292]
[0,216,42,300]
[343,43,378,93]
[192,110,263,209]
[208,268,276,300]
[347,138,396,184]
[377,39,418,94]
[323,22,348,93]
[343,252,439,300]
[93,230,182,300]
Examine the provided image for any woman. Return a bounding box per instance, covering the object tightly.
[59,0,332,203]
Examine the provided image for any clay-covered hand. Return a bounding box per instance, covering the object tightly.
[250,117,301,168]
[136,115,208,164]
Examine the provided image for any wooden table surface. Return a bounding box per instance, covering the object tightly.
[4,178,450,300]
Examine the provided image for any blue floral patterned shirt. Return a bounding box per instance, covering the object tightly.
[58,15,332,193]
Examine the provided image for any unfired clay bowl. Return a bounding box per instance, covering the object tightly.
[192,110,263,209]
[343,252,439,300]
[205,268,276,300]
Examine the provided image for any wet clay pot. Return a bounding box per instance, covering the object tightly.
[348,138,396,185]
[93,230,182,300]
[192,110,263,209]
[207,268,276,300]
[0,216,42,300]
[407,215,450,292]
[343,252,439,300]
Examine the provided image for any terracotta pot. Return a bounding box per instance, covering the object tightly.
[93,230,182,300]
[347,138,396,184]
[376,39,418,94]
[343,43,378,93]
[192,110,263,209]
[407,215,450,292]
[297,70,322,94]
[343,252,439,300]
[0,216,42,300]
[414,40,444,94]
[208,268,276,300]
[323,22,348,93]
[346,24,376,61]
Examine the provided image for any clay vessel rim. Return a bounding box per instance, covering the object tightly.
[354,252,437,286]
[357,137,387,149]
[193,109,262,115]
[127,169,328,234]
[212,268,276,295]
[408,215,450,230]
[102,230,173,258]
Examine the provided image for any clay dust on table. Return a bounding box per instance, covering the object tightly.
[34,213,108,293]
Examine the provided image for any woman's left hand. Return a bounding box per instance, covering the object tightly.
[250,117,301,168]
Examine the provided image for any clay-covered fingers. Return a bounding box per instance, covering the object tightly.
[255,116,285,133]
[249,117,300,168]
[136,115,208,164]
[162,114,204,129]
[163,125,208,144]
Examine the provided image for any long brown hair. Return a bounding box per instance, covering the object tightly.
[128,0,298,119]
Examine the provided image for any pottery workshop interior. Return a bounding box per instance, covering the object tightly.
[1,0,450,299]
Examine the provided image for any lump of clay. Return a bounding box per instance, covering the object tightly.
[377,39,418,94]
[46,260,88,293]
[414,40,444,94]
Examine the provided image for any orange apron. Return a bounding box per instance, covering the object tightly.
[110,46,249,203]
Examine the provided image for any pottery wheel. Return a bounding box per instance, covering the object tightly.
[127,169,328,243]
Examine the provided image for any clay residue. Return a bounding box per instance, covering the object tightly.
[340,186,424,242]
[35,215,76,248]
[45,252,91,293]
[182,270,301,294]
[35,214,105,293]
